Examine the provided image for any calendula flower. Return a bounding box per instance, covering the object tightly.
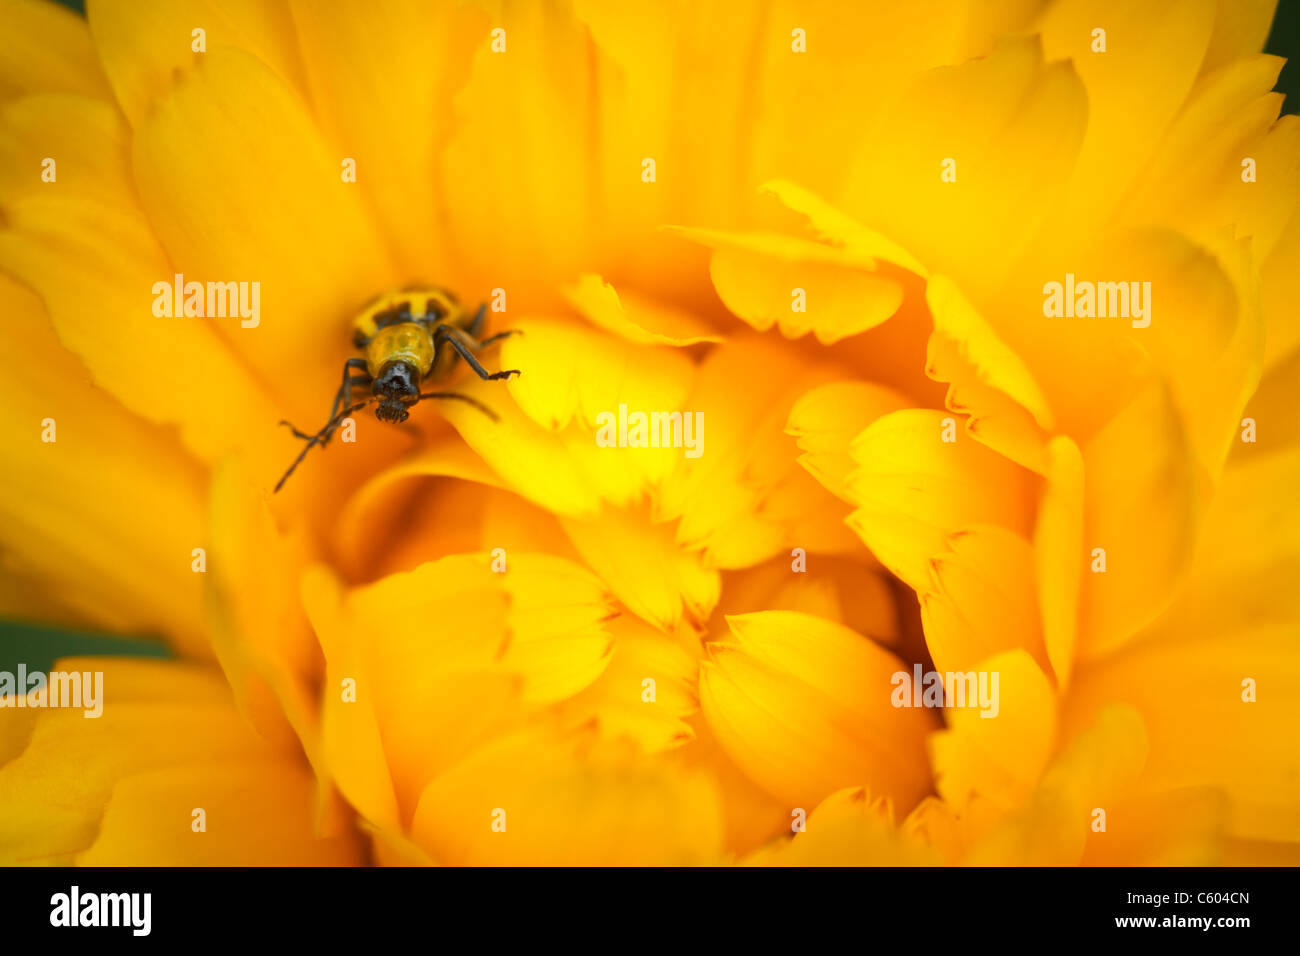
[0,0,1296,869]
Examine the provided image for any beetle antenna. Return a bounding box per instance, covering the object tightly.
[418,391,500,422]
[274,398,374,493]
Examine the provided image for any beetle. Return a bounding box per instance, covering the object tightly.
[274,286,520,492]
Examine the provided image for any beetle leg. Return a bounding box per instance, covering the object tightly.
[432,324,520,380]
[281,359,369,443]
[279,422,315,441]
[274,398,371,493]
[330,358,373,421]
[466,302,487,337]
[475,328,520,349]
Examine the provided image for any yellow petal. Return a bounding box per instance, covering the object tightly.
[846,408,1035,590]
[0,94,133,212]
[1261,194,1300,369]
[0,658,302,863]
[576,0,1041,281]
[333,437,508,579]
[760,180,930,276]
[0,168,280,469]
[1078,379,1204,657]
[1033,0,1216,238]
[350,475,584,587]
[561,505,719,632]
[365,819,437,866]
[305,552,615,824]
[1075,620,1300,844]
[659,335,861,568]
[439,324,697,516]
[300,565,401,832]
[1221,838,1300,866]
[438,0,597,306]
[1227,111,1300,268]
[411,726,724,865]
[0,571,86,635]
[673,225,906,344]
[787,379,911,504]
[495,553,615,703]
[675,716,788,859]
[842,35,1086,297]
[709,554,900,649]
[1122,230,1261,477]
[87,0,309,126]
[501,317,694,434]
[700,610,937,812]
[1238,345,1300,461]
[930,649,1056,814]
[0,0,111,99]
[77,759,362,865]
[920,526,1048,676]
[1033,436,1085,687]
[1122,55,1289,249]
[1201,0,1278,74]
[1080,787,1225,866]
[290,0,483,278]
[131,46,397,425]
[744,786,941,866]
[208,459,322,755]
[428,378,595,520]
[1068,447,1300,843]
[558,615,700,753]
[959,705,1145,865]
[925,274,1052,473]
[573,0,764,275]
[0,275,209,653]
[564,274,722,347]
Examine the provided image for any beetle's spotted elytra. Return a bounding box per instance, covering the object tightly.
[274,286,520,492]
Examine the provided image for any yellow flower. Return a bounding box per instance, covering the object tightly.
[0,0,1296,867]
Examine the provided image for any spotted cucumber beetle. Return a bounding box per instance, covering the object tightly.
[274,286,520,492]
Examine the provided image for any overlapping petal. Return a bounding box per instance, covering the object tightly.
[0,0,1294,871]
[700,610,937,812]
[0,658,360,865]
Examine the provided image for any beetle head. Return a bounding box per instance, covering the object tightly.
[373,361,419,424]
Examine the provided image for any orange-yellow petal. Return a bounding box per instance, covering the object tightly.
[0,0,112,99]
[744,785,941,866]
[846,408,1035,590]
[87,0,309,126]
[700,610,937,813]
[410,726,724,865]
[919,526,1048,676]
[0,275,209,653]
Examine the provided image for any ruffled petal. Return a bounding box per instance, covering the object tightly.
[787,379,911,504]
[700,610,937,812]
[564,274,722,347]
[846,408,1035,590]
[930,649,1056,814]
[925,274,1053,473]
[557,615,700,753]
[919,526,1049,676]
